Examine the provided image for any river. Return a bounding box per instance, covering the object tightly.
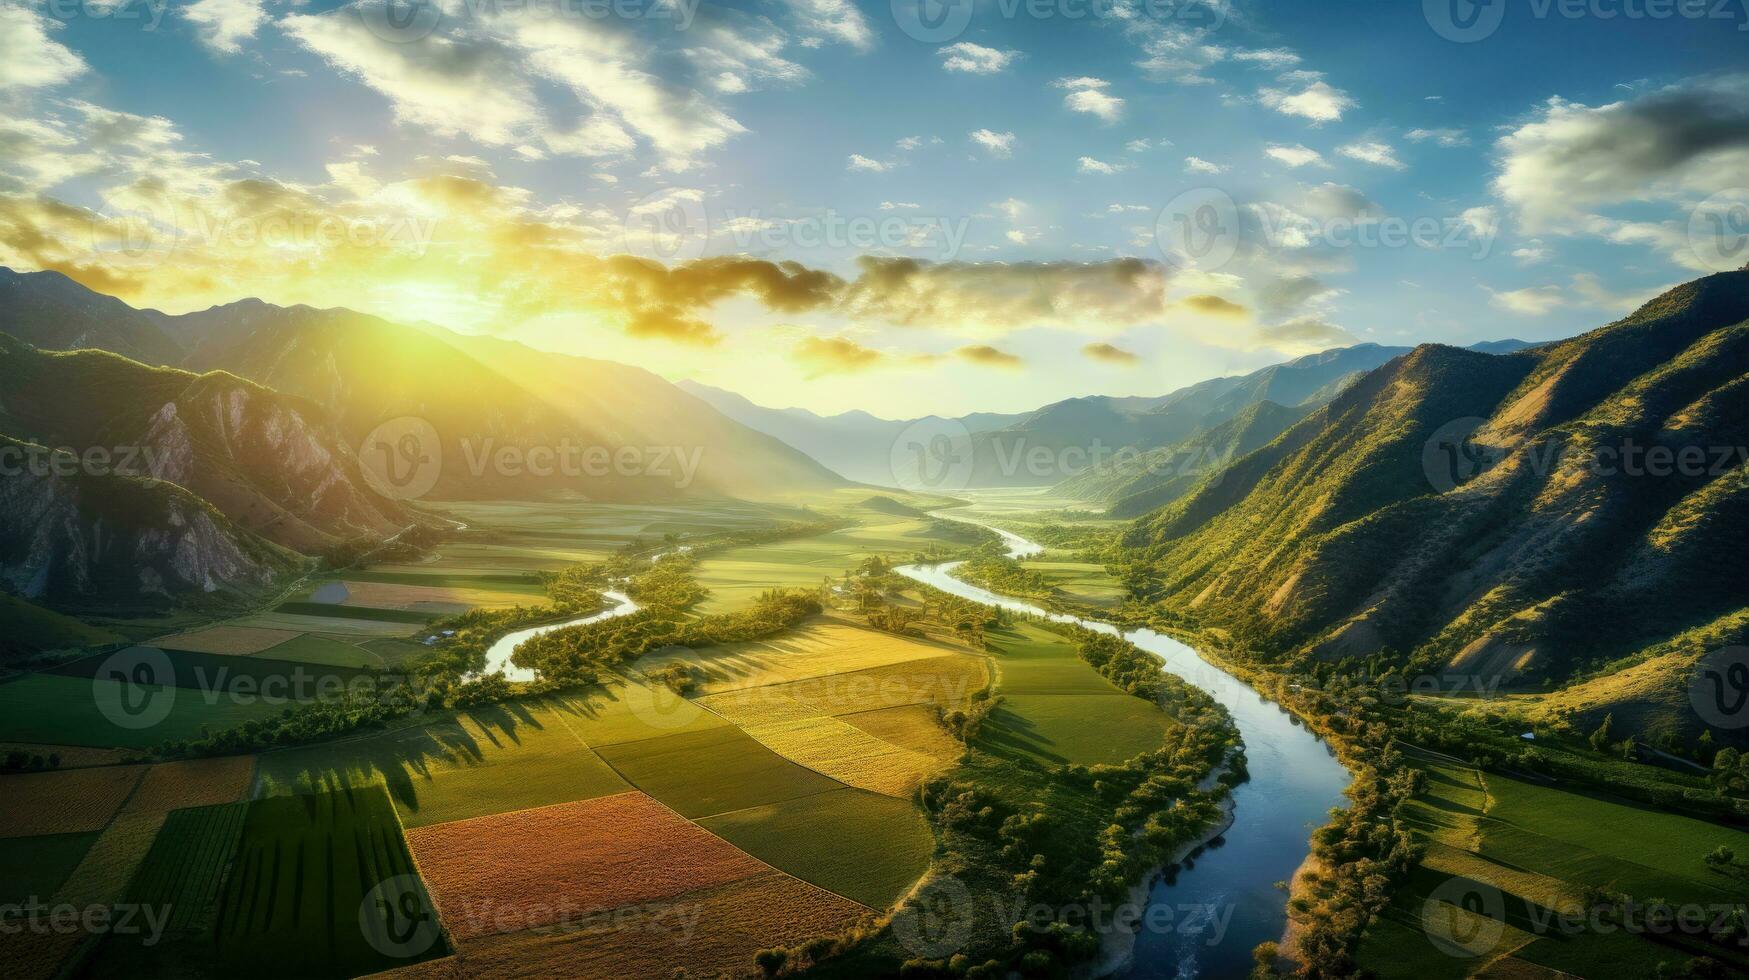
[894,518,1351,979]
[478,590,639,682]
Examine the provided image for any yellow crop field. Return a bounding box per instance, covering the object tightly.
[839,704,964,761]
[694,687,824,726]
[745,717,941,797]
[397,871,868,980]
[148,625,303,654]
[325,580,536,612]
[764,654,990,716]
[51,811,166,908]
[0,765,146,838]
[636,621,962,695]
[406,792,769,941]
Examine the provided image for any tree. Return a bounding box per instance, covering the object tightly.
[1588,713,1614,752]
[753,948,788,977]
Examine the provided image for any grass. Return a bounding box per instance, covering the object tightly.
[691,519,966,614]
[980,695,1171,767]
[0,593,122,664]
[254,700,630,828]
[123,801,250,935]
[0,832,98,903]
[249,633,388,668]
[699,787,932,909]
[838,704,965,760]
[1019,559,1127,607]
[593,725,845,819]
[407,792,770,941]
[0,765,145,837]
[228,611,423,637]
[543,679,732,746]
[212,785,446,978]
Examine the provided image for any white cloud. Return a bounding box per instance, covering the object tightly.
[1079,156,1124,175]
[1338,140,1405,170]
[880,200,920,210]
[1494,76,1749,233]
[1054,76,1125,122]
[1183,156,1224,175]
[941,42,1018,74]
[0,4,88,90]
[969,129,1016,157]
[1512,242,1550,265]
[847,154,888,172]
[1265,144,1326,168]
[1232,48,1301,70]
[781,0,874,50]
[1488,284,1566,315]
[184,0,267,55]
[1406,127,1469,147]
[1259,79,1355,123]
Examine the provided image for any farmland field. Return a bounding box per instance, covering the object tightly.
[0,831,97,903]
[405,792,769,940]
[1356,750,1749,979]
[393,870,869,980]
[691,518,965,614]
[634,619,960,694]
[0,674,290,748]
[1019,559,1127,607]
[149,625,304,655]
[592,724,844,818]
[0,764,145,837]
[254,700,630,828]
[698,787,933,907]
[838,703,965,760]
[743,715,940,796]
[124,800,250,934]
[212,786,447,977]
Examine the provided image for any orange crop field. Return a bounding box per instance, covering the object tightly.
[405,792,770,940]
[385,871,869,980]
[0,765,146,838]
[125,756,256,813]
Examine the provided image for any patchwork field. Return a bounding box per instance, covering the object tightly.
[212,786,446,977]
[838,703,966,760]
[699,787,934,908]
[0,674,289,748]
[254,701,630,828]
[123,801,250,936]
[303,580,538,614]
[743,716,940,797]
[384,871,869,980]
[406,792,770,940]
[149,625,304,655]
[594,724,846,819]
[636,619,963,694]
[0,764,145,837]
[1357,749,1749,978]
[0,831,97,903]
[691,518,963,614]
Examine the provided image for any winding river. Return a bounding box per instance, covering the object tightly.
[479,590,639,682]
[895,517,1351,979]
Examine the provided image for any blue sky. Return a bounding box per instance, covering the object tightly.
[4,0,1748,415]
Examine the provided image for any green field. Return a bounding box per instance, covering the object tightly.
[699,787,933,909]
[693,517,966,614]
[594,724,845,819]
[0,674,288,749]
[971,623,1172,766]
[0,831,97,903]
[48,647,373,693]
[125,801,250,936]
[214,786,446,977]
[1019,559,1127,607]
[1357,750,1749,978]
[254,701,630,828]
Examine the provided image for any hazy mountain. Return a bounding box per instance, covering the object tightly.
[678,380,1022,485]
[0,267,183,367]
[1121,271,1749,741]
[0,268,845,501]
[1055,400,1311,516]
[0,335,418,554]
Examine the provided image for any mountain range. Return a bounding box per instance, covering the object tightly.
[1120,270,1749,743]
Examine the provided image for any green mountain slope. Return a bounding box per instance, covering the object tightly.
[1122,271,1749,741]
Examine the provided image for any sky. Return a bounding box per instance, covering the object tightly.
[2,0,1747,417]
